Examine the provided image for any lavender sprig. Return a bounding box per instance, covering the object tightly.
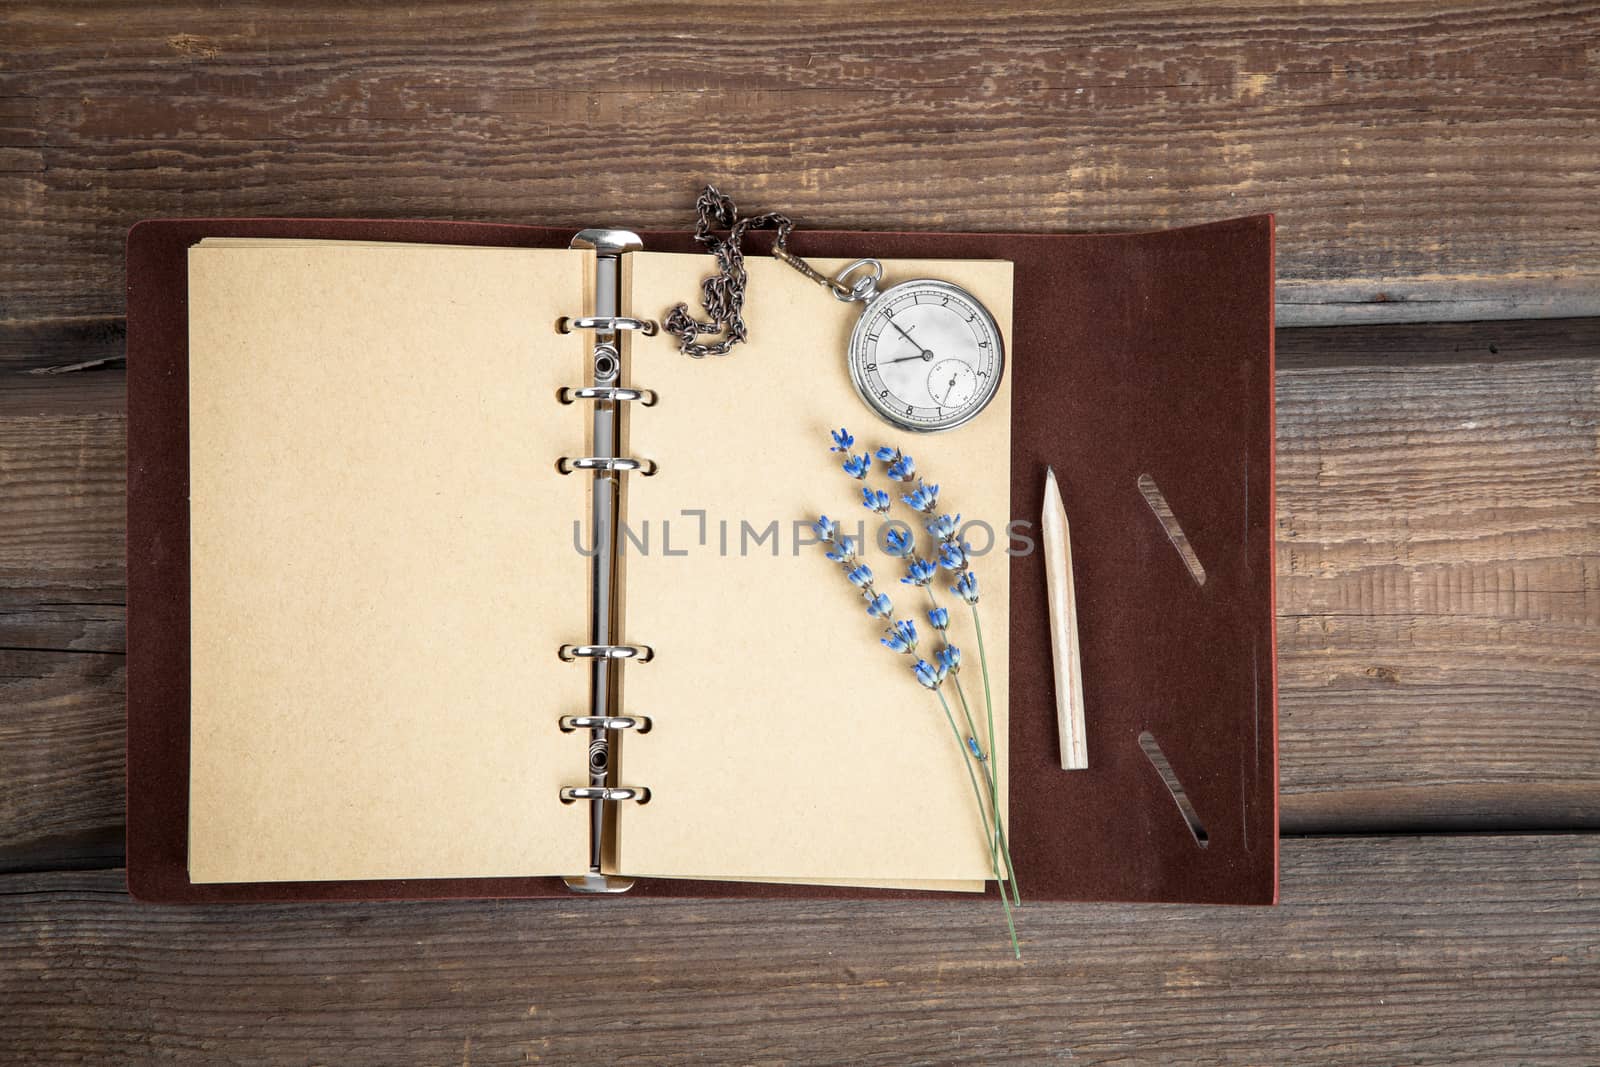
[913,499,1016,908]
[820,429,1021,956]
[813,516,895,625]
[875,441,1019,914]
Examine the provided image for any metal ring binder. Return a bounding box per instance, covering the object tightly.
[560,715,650,732]
[560,786,650,803]
[557,456,657,475]
[560,228,652,895]
[559,386,657,406]
[560,315,657,335]
[558,643,654,662]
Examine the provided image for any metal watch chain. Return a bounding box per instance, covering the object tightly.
[663,185,883,358]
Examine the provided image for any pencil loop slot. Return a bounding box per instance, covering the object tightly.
[556,315,658,336]
[557,456,658,476]
[558,386,658,406]
[559,786,651,804]
[558,643,655,663]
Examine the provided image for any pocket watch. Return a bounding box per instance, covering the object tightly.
[830,260,1004,434]
[661,186,1006,433]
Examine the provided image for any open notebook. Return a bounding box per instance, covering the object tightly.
[128,215,1278,907]
[183,237,1013,892]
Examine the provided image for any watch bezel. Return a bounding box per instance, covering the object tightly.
[845,278,1006,434]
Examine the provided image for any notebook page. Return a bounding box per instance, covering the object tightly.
[619,253,1013,885]
[187,241,592,882]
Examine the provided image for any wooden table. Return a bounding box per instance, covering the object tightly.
[3,3,1596,1062]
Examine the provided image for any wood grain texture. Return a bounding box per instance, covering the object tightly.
[1,317,1595,867]
[0,835,1596,1064]
[1,0,1598,323]
[0,390,127,871]
[2,3,1593,1054]
[1275,319,1600,815]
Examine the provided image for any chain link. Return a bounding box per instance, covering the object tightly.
[662,186,793,358]
[663,185,864,358]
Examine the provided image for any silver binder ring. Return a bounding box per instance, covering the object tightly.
[558,643,654,662]
[557,456,657,475]
[560,785,650,803]
[560,715,652,733]
[558,386,658,406]
[561,315,658,336]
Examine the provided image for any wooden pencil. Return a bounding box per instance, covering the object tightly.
[1042,466,1089,770]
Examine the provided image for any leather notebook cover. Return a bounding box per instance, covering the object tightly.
[126,215,1277,905]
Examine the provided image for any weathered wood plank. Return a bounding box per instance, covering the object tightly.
[1,317,1596,867]
[1275,321,1600,810]
[0,647,123,867]
[0,835,1595,1064]
[0,412,124,595]
[0,385,127,872]
[0,316,125,418]
[1277,275,1600,328]
[1,0,1597,323]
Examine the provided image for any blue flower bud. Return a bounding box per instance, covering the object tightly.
[846,564,873,588]
[874,445,899,462]
[883,527,914,558]
[938,540,969,571]
[825,534,860,564]
[954,571,980,605]
[926,512,961,541]
[966,736,987,761]
[937,644,962,675]
[901,558,937,587]
[842,453,872,479]
[912,658,944,690]
[887,454,917,482]
[812,515,838,542]
[927,606,949,631]
[880,619,918,654]
[902,481,940,513]
[861,487,891,515]
[829,427,855,453]
[866,592,893,619]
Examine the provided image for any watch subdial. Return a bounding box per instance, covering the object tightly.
[927,359,978,408]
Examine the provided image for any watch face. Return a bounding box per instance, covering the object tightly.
[847,279,1004,433]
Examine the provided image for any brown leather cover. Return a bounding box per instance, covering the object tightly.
[127,216,1277,905]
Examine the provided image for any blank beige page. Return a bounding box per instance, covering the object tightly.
[620,253,1012,884]
[187,241,591,883]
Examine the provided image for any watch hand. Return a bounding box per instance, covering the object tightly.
[886,316,918,345]
[886,315,935,361]
[883,352,935,365]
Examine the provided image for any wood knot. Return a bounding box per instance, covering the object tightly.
[167,33,221,58]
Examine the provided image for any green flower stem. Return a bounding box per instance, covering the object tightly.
[926,584,1019,906]
[924,590,998,840]
[952,674,1020,906]
[937,689,1019,959]
[970,603,1019,904]
[935,689,997,874]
